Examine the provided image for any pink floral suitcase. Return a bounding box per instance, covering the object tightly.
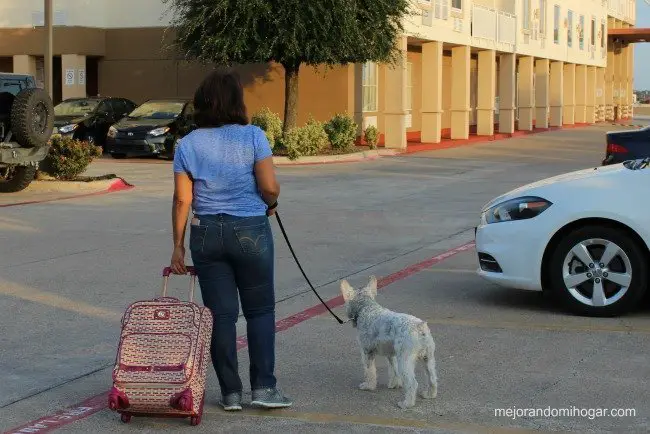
[108,266,213,426]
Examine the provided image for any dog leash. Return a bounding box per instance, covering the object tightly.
[274,211,347,324]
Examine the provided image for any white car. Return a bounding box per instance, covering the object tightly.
[475,159,650,317]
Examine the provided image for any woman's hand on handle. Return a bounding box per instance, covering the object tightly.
[170,246,187,275]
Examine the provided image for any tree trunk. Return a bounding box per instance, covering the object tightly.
[282,62,300,135]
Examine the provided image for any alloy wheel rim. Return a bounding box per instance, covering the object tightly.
[562,238,632,307]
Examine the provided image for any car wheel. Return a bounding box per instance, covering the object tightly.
[10,88,54,148]
[548,225,648,317]
[0,165,36,193]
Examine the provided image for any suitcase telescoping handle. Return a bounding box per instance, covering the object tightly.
[161,266,197,302]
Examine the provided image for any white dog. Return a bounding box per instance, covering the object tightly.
[340,276,438,409]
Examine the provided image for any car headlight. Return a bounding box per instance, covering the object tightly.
[481,196,552,225]
[107,126,117,138]
[148,127,170,137]
[58,124,78,134]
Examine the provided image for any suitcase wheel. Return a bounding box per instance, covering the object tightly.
[190,416,201,426]
[120,414,132,424]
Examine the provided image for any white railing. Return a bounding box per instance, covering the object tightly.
[498,11,516,46]
[471,5,497,41]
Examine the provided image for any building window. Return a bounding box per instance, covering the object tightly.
[451,0,461,11]
[434,0,449,20]
[362,62,378,112]
[539,0,547,36]
[523,0,531,31]
[567,10,573,48]
[553,5,560,44]
[591,17,596,47]
[406,62,413,112]
[579,15,585,50]
[601,21,606,49]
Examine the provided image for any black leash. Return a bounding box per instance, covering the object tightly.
[274,211,347,324]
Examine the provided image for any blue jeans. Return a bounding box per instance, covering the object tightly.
[189,213,276,395]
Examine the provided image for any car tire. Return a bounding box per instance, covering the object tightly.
[111,153,127,159]
[11,88,54,148]
[548,225,648,317]
[0,165,36,193]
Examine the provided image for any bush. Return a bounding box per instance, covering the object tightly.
[44,135,102,180]
[281,117,329,160]
[324,113,357,151]
[364,125,379,149]
[251,107,283,149]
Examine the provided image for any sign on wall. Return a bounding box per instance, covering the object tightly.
[78,69,86,86]
[405,113,412,128]
[596,88,603,98]
[65,69,75,86]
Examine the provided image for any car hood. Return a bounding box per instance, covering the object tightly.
[54,115,89,126]
[481,163,632,211]
[113,118,174,132]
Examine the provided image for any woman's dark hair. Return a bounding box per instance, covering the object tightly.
[193,68,249,128]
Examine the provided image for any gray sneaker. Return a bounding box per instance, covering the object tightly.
[250,387,293,409]
[219,392,242,411]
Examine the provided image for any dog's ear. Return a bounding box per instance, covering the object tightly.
[340,279,355,301]
[367,275,378,298]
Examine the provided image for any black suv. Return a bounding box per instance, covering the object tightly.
[54,97,137,147]
[0,74,54,192]
[106,99,195,159]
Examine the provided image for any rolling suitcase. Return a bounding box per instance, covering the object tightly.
[108,266,213,426]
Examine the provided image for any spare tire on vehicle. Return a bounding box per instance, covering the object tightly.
[10,88,54,148]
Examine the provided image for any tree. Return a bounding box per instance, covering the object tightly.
[163,0,411,134]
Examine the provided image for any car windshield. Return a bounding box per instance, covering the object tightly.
[54,99,99,117]
[127,102,185,120]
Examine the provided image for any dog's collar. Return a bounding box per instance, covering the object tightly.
[351,314,358,328]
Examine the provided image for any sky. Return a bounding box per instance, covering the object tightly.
[634,0,650,89]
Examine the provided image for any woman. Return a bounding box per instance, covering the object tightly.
[170,69,291,411]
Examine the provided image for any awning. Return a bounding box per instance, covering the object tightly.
[608,28,650,44]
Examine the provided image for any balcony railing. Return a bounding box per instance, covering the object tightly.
[471,5,516,50]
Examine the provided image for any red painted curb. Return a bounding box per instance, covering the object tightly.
[3,241,475,433]
[0,178,134,208]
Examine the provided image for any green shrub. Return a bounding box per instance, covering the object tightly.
[251,107,283,149]
[282,117,329,160]
[44,135,103,180]
[324,113,357,150]
[364,125,379,149]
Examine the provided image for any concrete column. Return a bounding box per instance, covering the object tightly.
[586,66,597,124]
[476,50,496,136]
[383,36,407,149]
[562,63,576,125]
[498,53,516,133]
[517,56,534,131]
[549,61,564,127]
[61,54,87,100]
[421,41,443,143]
[628,42,634,118]
[535,59,550,129]
[574,65,587,123]
[596,67,606,122]
[12,55,37,76]
[605,48,615,121]
[450,45,471,139]
[614,43,623,119]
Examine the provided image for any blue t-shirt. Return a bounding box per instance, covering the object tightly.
[173,124,273,217]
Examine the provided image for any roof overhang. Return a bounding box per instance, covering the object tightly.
[608,28,650,44]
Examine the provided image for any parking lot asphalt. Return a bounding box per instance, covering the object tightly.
[1,123,649,433]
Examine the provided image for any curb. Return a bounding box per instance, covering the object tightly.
[0,177,134,208]
[272,149,397,166]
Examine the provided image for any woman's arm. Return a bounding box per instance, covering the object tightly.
[170,171,193,274]
[254,156,280,209]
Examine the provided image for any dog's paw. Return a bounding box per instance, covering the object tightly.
[387,380,402,389]
[358,382,376,391]
[397,399,415,409]
[420,388,437,399]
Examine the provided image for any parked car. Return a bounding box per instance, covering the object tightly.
[0,73,54,192]
[53,97,137,147]
[105,99,195,159]
[602,126,650,165]
[475,158,650,317]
